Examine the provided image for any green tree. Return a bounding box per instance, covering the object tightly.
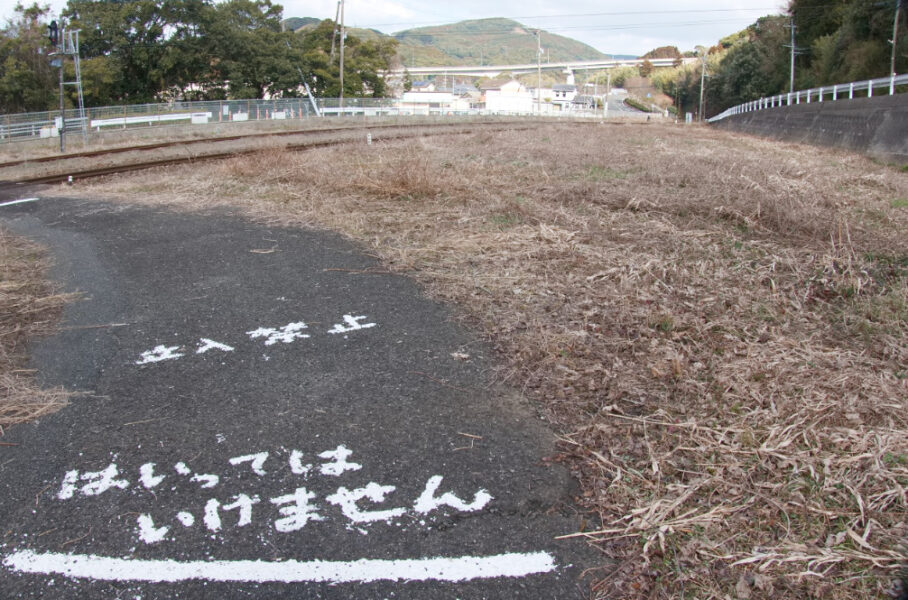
[295,19,398,98]
[402,68,413,92]
[206,0,302,99]
[642,46,682,60]
[67,55,117,107]
[609,66,640,88]
[157,0,217,100]
[64,0,172,102]
[707,16,789,112]
[0,3,58,112]
[800,0,899,84]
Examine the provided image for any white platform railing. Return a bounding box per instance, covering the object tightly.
[708,73,908,123]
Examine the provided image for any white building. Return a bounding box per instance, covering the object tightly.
[399,91,474,114]
[551,84,578,110]
[480,79,533,114]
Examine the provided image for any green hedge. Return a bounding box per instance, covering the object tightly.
[623,97,657,113]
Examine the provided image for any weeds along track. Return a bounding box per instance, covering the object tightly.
[0,119,554,186]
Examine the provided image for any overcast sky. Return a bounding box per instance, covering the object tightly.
[2,0,787,56]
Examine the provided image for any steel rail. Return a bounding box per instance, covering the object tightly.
[0,121,547,187]
[0,119,536,171]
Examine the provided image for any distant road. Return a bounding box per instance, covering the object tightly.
[393,57,693,78]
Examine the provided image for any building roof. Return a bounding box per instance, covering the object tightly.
[478,78,514,90]
[553,84,577,92]
[452,83,478,94]
[572,95,597,105]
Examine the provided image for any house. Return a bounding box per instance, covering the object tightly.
[571,95,598,111]
[400,91,455,114]
[410,80,436,92]
[551,84,578,109]
[527,87,554,103]
[479,79,533,114]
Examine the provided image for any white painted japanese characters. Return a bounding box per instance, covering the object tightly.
[135,314,376,366]
[54,444,492,546]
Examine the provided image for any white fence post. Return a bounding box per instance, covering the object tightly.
[868,81,873,97]
[849,83,854,99]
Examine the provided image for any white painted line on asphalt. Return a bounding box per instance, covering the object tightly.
[3,550,556,584]
[0,197,39,207]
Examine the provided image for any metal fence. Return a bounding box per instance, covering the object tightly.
[0,97,643,145]
[708,73,908,123]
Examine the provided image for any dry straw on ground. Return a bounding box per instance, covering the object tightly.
[64,122,907,599]
[0,229,71,431]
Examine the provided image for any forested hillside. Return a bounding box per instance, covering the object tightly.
[392,18,609,67]
[653,0,907,117]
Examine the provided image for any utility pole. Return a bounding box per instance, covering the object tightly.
[594,76,598,111]
[892,0,903,76]
[535,30,542,115]
[698,50,707,122]
[329,1,340,60]
[339,0,345,114]
[605,69,611,118]
[785,18,797,93]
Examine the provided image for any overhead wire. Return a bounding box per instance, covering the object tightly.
[364,7,783,30]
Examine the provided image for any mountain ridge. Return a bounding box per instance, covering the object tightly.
[284,17,637,66]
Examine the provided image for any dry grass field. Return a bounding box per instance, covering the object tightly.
[0,229,71,431]
[45,122,908,598]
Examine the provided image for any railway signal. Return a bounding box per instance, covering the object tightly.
[47,20,59,47]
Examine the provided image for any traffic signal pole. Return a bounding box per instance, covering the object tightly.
[48,19,64,152]
[58,48,65,152]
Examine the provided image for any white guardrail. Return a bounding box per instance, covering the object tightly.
[708,73,908,123]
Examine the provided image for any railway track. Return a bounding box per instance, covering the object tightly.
[0,119,553,187]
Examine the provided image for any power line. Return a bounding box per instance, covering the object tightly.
[364,8,782,30]
[353,4,875,35]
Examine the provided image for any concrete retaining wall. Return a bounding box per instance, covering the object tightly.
[710,93,908,165]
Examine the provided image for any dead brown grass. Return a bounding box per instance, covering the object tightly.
[0,228,71,431]
[61,123,908,599]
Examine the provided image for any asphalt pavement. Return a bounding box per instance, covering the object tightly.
[0,191,599,599]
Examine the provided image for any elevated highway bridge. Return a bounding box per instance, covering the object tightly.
[392,57,691,78]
